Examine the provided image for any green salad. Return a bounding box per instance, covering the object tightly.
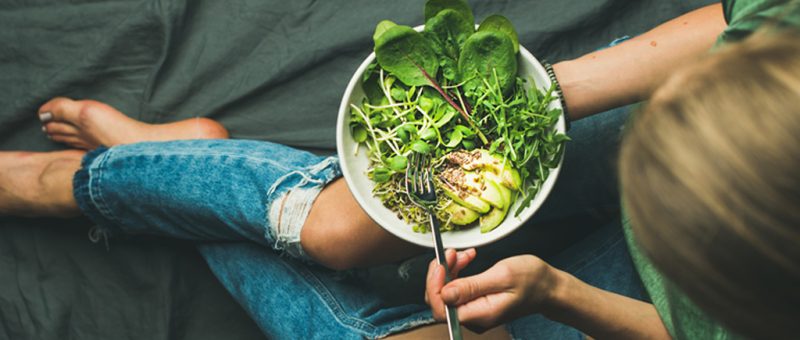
[348,0,568,233]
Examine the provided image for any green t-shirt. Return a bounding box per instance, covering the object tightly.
[622,1,800,339]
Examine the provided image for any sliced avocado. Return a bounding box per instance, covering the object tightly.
[440,180,491,213]
[480,206,509,233]
[462,171,505,209]
[445,149,496,171]
[444,201,480,225]
[495,156,522,190]
[484,172,512,207]
[446,149,522,190]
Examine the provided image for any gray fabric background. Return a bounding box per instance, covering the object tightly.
[0,1,713,339]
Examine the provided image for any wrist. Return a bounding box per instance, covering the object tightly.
[552,59,589,121]
[542,61,572,130]
[539,265,575,319]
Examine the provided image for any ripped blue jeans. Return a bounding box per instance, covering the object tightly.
[74,140,337,261]
[73,139,435,338]
[73,104,644,339]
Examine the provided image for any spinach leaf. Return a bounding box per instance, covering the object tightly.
[424,9,474,81]
[373,20,397,41]
[424,0,474,28]
[458,31,517,96]
[374,24,439,87]
[478,14,519,54]
[374,22,487,144]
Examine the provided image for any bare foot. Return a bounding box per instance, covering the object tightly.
[0,150,84,217]
[37,97,229,149]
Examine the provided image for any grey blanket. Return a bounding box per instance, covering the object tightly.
[0,1,713,339]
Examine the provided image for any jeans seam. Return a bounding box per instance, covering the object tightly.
[87,148,122,225]
[117,150,297,170]
[284,261,380,335]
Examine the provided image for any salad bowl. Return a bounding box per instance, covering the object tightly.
[336,27,566,249]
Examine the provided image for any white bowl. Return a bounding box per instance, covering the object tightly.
[336,27,566,249]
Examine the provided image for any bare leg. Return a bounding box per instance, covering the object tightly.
[0,150,84,217]
[302,179,425,270]
[19,97,419,269]
[0,97,229,217]
[38,97,228,149]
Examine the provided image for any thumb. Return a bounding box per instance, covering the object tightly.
[440,270,510,306]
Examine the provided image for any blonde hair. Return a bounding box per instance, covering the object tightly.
[619,31,800,339]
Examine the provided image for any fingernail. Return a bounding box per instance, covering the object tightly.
[457,251,467,261]
[433,265,441,277]
[39,112,53,122]
[442,287,458,302]
[41,125,47,133]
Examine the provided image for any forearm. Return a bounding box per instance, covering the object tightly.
[553,3,726,120]
[543,270,670,340]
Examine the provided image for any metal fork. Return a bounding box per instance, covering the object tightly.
[405,153,463,340]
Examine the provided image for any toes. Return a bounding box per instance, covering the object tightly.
[38,97,82,124]
[49,134,92,150]
[42,122,80,136]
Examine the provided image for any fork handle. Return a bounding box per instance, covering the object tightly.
[428,212,463,340]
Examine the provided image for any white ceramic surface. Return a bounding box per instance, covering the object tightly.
[336,27,566,249]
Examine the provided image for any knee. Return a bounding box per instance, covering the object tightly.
[301,224,365,271]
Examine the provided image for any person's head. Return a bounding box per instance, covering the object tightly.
[619,31,800,339]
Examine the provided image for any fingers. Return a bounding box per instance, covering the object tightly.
[425,259,447,321]
[451,248,476,277]
[456,296,510,333]
[442,248,477,278]
[426,248,479,322]
[444,248,457,272]
[441,264,511,306]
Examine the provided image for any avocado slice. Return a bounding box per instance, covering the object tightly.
[463,171,505,209]
[445,149,522,190]
[444,201,480,225]
[479,205,509,233]
[497,161,522,191]
[484,172,512,207]
[439,166,496,214]
[478,174,513,233]
[440,178,491,213]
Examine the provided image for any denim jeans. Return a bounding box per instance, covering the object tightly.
[72,105,643,339]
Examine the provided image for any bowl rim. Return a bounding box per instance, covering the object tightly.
[336,26,566,248]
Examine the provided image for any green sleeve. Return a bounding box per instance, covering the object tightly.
[621,211,742,340]
[718,0,800,43]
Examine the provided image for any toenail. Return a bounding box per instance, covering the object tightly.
[39,112,53,122]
